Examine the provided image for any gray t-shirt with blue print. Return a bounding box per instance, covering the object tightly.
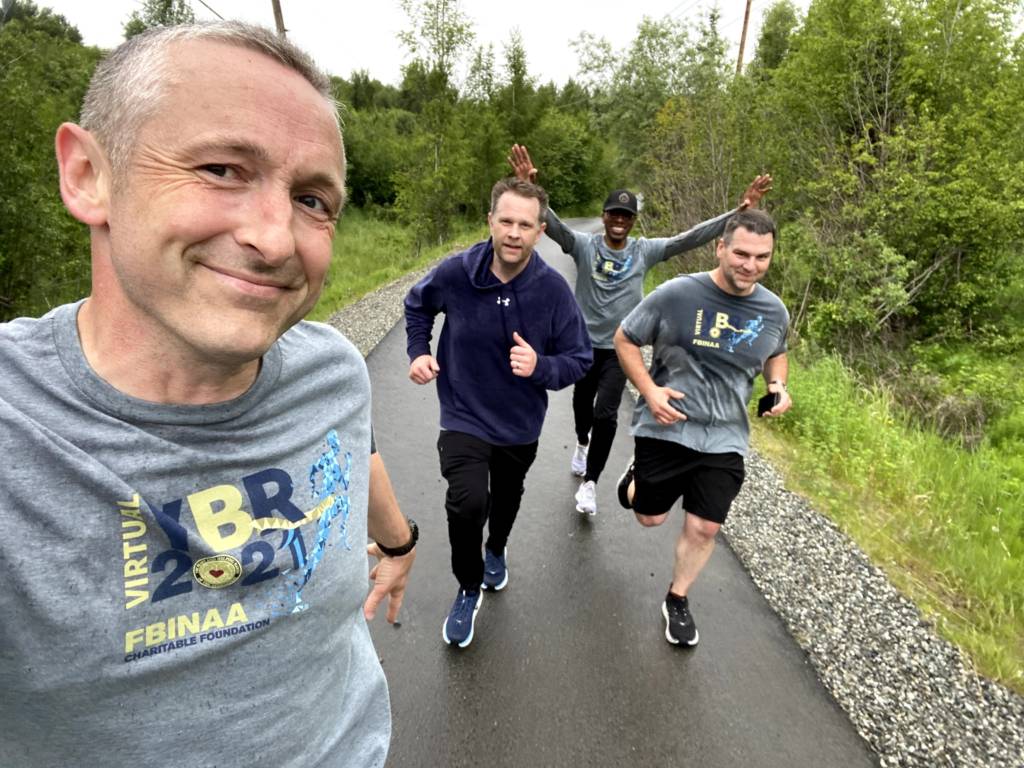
[0,302,389,768]
[620,272,789,455]
[543,208,736,348]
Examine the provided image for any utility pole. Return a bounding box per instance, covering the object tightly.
[271,0,287,37]
[736,0,753,75]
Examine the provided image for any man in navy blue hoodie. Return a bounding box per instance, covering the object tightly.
[405,177,592,647]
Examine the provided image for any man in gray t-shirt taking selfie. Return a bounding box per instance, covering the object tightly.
[614,209,791,648]
[1,22,415,768]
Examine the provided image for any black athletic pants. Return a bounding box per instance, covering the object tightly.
[437,430,538,590]
[571,347,628,483]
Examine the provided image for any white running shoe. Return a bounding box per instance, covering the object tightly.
[574,480,597,516]
[571,443,588,476]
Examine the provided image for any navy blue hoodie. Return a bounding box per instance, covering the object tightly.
[405,238,592,445]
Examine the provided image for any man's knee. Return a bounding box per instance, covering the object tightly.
[445,486,489,523]
[685,514,720,542]
[635,512,668,527]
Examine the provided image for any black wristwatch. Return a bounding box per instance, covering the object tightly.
[375,518,418,557]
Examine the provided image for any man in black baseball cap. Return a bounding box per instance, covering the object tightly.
[604,189,639,215]
[509,143,771,518]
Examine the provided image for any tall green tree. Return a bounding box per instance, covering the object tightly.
[0,7,99,320]
[394,0,475,243]
[496,29,536,140]
[123,0,195,39]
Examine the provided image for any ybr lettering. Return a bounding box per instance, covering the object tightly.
[124,602,249,652]
[119,494,149,609]
[181,468,307,553]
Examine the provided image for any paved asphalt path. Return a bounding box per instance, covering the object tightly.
[366,220,878,768]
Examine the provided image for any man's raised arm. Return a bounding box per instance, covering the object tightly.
[507,143,577,255]
[660,174,773,260]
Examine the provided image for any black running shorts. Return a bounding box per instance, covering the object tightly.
[632,436,745,524]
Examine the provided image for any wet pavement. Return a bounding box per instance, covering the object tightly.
[366,223,879,768]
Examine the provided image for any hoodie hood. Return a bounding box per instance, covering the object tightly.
[463,238,543,290]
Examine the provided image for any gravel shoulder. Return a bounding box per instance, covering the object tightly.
[328,270,1024,768]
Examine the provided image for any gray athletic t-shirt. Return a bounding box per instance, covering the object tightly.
[0,302,389,767]
[620,273,789,455]
[543,209,736,348]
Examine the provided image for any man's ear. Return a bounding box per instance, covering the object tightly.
[55,123,112,226]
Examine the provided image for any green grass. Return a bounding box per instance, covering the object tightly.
[307,208,487,322]
[751,353,1024,692]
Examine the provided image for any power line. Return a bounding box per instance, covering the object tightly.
[193,0,224,20]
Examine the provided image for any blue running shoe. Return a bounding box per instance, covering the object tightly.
[442,588,482,648]
[483,547,508,591]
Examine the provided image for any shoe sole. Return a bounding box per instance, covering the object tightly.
[483,570,508,591]
[574,502,596,516]
[616,464,634,509]
[661,601,699,647]
[442,592,482,648]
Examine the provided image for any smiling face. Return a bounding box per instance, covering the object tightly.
[602,209,635,249]
[713,226,774,296]
[94,39,345,368]
[488,191,545,282]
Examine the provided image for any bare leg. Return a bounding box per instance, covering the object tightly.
[670,511,720,596]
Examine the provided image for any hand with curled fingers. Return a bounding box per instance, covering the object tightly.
[643,385,687,426]
[509,331,537,377]
[409,354,440,384]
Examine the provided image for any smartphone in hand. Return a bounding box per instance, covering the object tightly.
[757,391,780,417]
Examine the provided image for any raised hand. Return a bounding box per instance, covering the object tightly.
[507,144,538,183]
[738,174,773,210]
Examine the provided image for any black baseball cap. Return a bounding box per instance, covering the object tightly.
[603,189,639,215]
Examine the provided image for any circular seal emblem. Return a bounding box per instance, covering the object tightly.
[618,192,630,204]
[193,555,243,589]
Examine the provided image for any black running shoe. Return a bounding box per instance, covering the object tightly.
[616,459,635,509]
[662,592,699,646]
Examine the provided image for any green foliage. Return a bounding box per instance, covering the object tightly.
[341,107,415,208]
[748,0,800,76]
[0,9,99,320]
[307,207,486,322]
[525,110,609,211]
[495,30,536,140]
[0,0,80,41]
[760,0,1024,345]
[754,353,1024,690]
[123,0,194,39]
[397,0,474,78]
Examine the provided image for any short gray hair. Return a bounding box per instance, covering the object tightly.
[80,21,340,175]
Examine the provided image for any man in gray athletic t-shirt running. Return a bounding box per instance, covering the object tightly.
[614,209,791,648]
[508,144,771,517]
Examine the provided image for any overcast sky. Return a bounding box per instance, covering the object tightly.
[36,0,794,86]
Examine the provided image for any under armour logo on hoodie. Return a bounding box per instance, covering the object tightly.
[496,297,511,307]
